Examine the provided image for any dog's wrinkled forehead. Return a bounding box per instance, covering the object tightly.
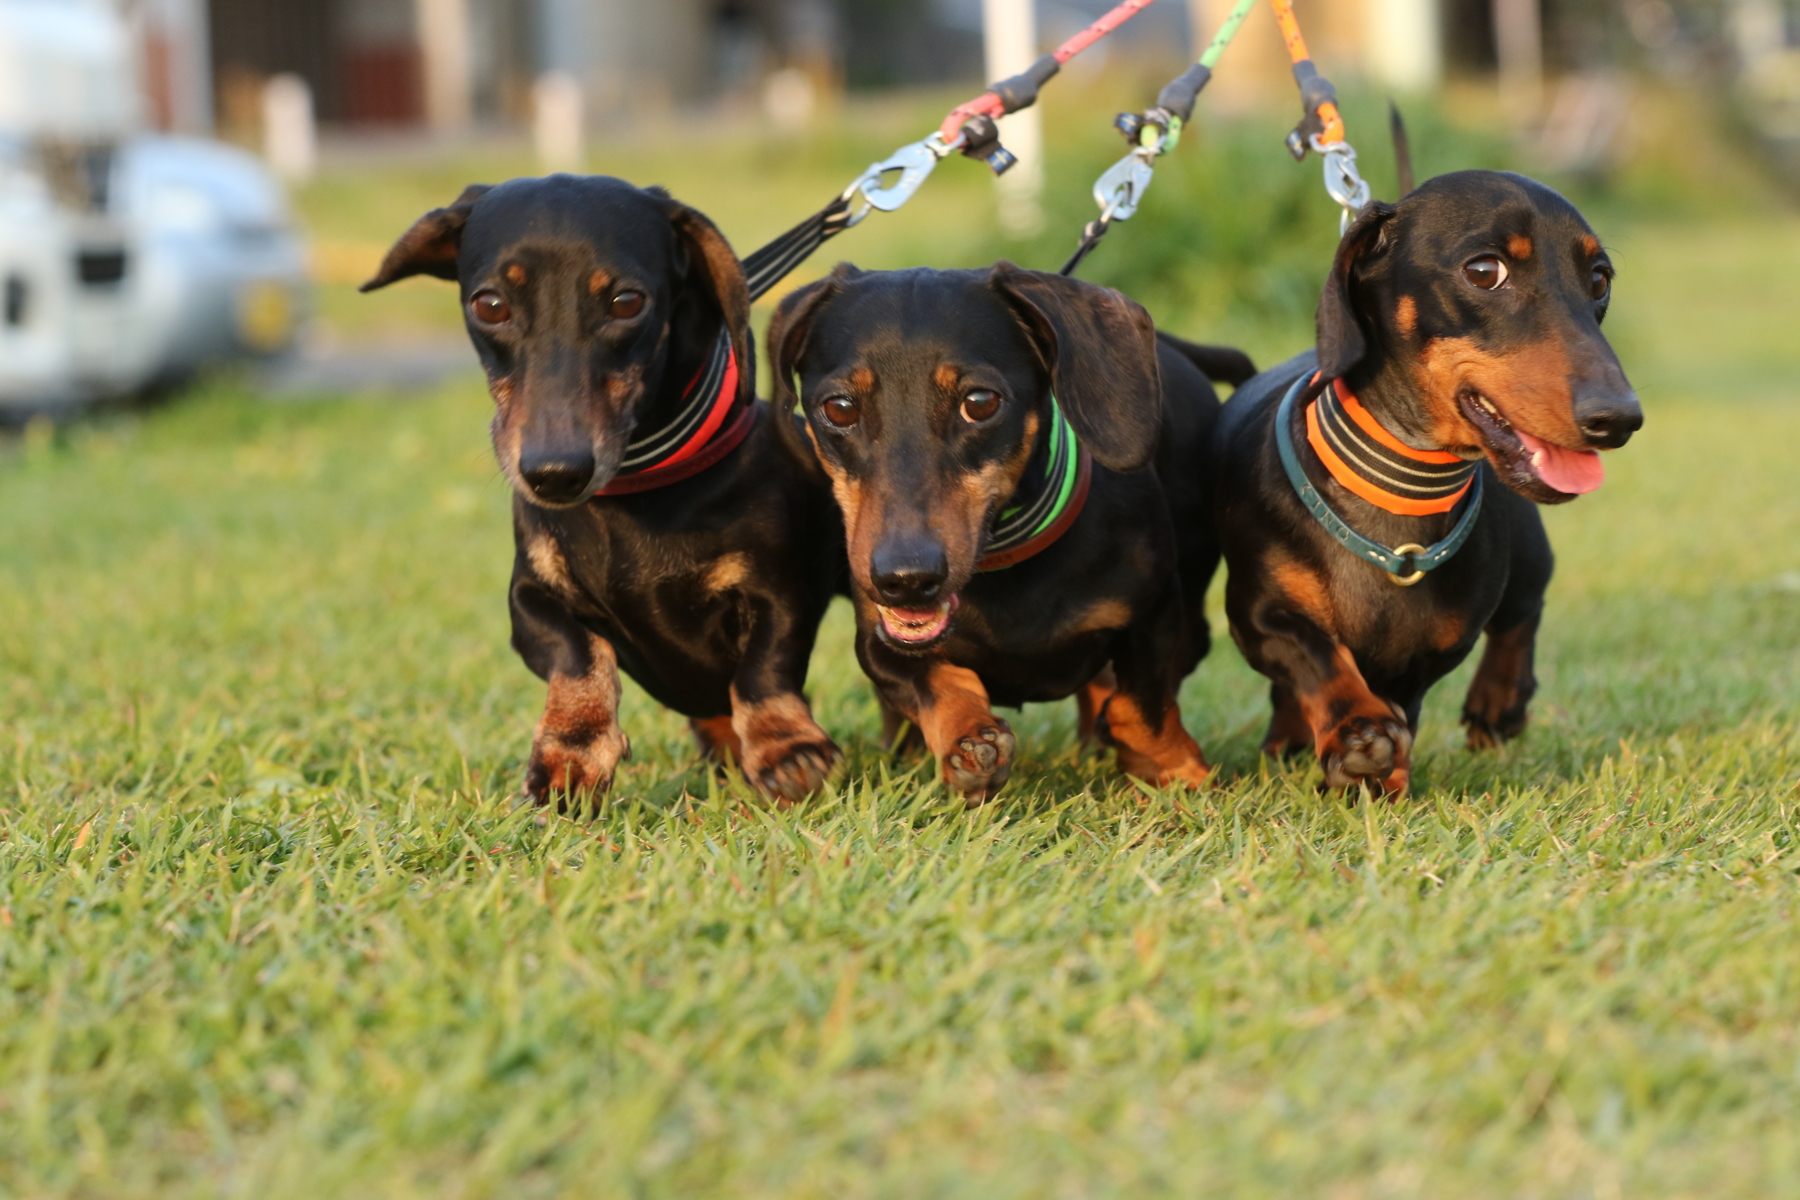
[802,269,1042,379]
[458,176,680,283]
[1392,170,1596,263]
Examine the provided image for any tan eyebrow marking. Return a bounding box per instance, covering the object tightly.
[1395,295,1417,337]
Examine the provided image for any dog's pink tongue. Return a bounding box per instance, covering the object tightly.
[1517,430,1604,494]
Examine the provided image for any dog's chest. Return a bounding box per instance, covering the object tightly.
[1327,557,1501,674]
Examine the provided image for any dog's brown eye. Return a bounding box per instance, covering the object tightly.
[609,290,645,319]
[822,396,860,428]
[1462,256,1508,290]
[470,289,510,324]
[960,389,1000,423]
[1590,266,1611,301]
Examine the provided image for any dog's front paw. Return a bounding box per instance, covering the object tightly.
[941,719,1015,803]
[732,692,841,807]
[525,725,631,811]
[1317,709,1412,796]
[745,734,840,808]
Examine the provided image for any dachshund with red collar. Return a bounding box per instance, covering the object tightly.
[363,177,844,808]
[771,262,1254,801]
[1209,170,1641,794]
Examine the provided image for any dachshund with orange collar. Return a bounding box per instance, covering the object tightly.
[1209,170,1641,794]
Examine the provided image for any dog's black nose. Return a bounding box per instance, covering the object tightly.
[1574,391,1643,449]
[519,446,596,505]
[870,537,949,606]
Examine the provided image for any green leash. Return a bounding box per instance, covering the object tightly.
[1062,0,1256,275]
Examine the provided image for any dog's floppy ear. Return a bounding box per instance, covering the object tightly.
[651,190,756,407]
[766,265,860,481]
[360,184,492,291]
[1315,201,1397,381]
[989,262,1161,473]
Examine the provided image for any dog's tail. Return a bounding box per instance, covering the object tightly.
[1156,331,1257,388]
[1390,101,1415,198]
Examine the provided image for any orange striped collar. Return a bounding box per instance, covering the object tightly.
[1304,377,1475,516]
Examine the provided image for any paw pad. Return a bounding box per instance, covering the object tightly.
[943,722,1015,800]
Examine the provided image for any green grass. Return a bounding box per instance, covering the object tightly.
[3,87,1800,1197]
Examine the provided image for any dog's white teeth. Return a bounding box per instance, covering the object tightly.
[1471,394,1510,427]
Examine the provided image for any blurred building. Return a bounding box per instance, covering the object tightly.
[122,0,1797,135]
[134,0,839,136]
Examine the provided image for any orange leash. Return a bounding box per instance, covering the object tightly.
[1268,0,1345,150]
[1266,0,1369,231]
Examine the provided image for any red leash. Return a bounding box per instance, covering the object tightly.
[938,0,1162,143]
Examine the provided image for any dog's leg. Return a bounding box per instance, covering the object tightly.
[1103,598,1211,788]
[1098,692,1211,787]
[511,580,632,811]
[1462,607,1541,750]
[914,662,1015,803]
[1262,684,1313,759]
[1464,519,1551,751]
[528,631,631,808]
[879,697,925,753]
[1234,596,1412,795]
[690,717,742,763]
[728,596,840,807]
[1075,663,1118,747]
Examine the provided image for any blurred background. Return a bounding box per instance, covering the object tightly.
[0,0,1796,412]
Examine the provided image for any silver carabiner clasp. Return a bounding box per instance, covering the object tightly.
[842,132,963,225]
[1309,134,1372,235]
[1092,147,1157,224]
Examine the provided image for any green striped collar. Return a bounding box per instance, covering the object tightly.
[977,397,1088,571]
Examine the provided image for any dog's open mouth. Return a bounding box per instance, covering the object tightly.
[1458,388,1603,499]
[876,596,958,648]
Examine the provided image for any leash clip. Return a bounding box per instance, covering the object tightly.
[1311,135,1371,234]
[842,131,965,225]
[1092,146,1157,223]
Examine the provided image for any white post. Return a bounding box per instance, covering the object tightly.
[1366,0,1441,92]
[533,71,585,173]
[417,0,473,132]
[262,74,316,183]
[1493,0,1544,115]
[1731,0,1785,71]
[762,67,818,132]
[982,0,1044,238]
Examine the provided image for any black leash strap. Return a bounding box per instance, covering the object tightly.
[1060,217,1112,277]
[741,193,854,303]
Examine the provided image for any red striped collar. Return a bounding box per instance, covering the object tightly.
[596,330,752,496]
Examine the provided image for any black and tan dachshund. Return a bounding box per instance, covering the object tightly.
[1210,170,1641,794]
[770,262,1254,800]
[363,176,843,808]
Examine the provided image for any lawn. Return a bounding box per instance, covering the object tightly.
[3,82,1799,1197]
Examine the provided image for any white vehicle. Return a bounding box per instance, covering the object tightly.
[0,0,307,415]
[120,135,309,387]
